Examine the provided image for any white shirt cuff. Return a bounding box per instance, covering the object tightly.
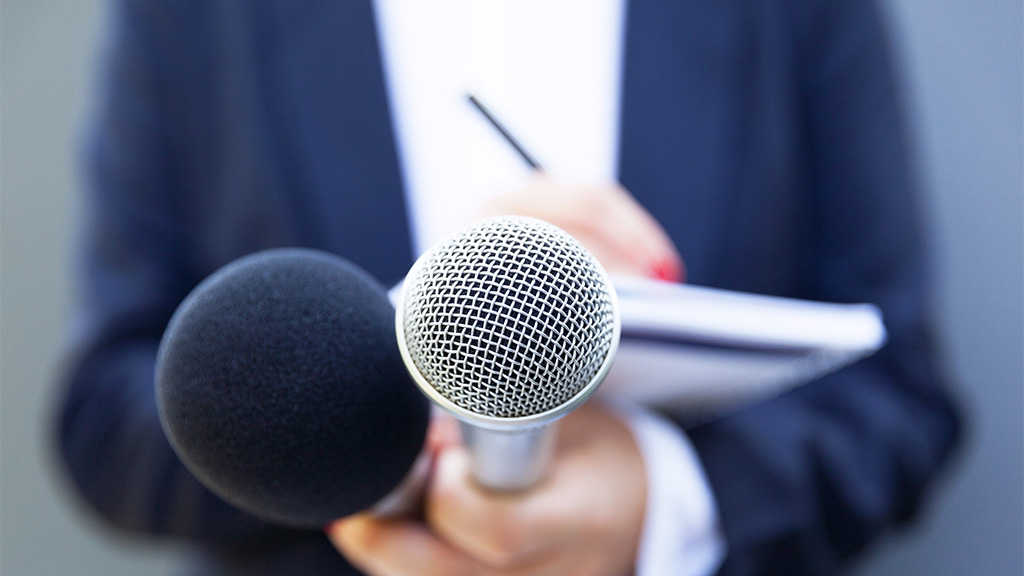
[603,397,726,576]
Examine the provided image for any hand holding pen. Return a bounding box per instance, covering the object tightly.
[466,94,684,282]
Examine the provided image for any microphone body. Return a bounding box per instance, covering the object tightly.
[156,248,429,527]
[396,216,620,491]
[459,423,557,491]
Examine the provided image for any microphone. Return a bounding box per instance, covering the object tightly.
[155,248,430,528]
[396,216,620,491]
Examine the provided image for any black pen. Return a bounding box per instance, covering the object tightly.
[466,94,545,172]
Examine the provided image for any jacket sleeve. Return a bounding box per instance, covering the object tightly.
[686,1,962,574]
[54,0,296,547]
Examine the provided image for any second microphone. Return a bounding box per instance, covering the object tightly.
[396,215,620,491]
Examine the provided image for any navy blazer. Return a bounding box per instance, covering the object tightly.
[57,1,960,574]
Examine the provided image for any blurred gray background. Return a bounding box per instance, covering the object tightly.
[2,1,1020,574]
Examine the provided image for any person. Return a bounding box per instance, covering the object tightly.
[54,1,961,575]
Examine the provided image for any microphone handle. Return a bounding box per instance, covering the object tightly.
[460,422,558,491]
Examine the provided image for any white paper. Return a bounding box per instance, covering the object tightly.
[600,276,887,422]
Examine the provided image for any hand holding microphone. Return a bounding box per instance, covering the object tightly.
[331,403,647,576]
[329,216,646,576]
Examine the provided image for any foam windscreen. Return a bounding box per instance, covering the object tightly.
[156,248,428,527]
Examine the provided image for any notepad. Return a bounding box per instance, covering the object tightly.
[599,276,887,423]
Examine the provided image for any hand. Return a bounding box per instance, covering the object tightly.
[328,403,647,576]
[477,175,684,282]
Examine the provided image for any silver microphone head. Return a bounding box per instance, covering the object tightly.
[396,216,620,430]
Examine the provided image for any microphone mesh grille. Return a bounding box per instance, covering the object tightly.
[401,216,616,418]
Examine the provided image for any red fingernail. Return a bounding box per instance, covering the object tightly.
[650,260,680,283]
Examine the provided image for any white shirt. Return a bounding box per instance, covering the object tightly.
[374,0,623,253]
[373,2,725,574]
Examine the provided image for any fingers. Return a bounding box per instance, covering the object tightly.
[424,405,647,575]
[477,176,685,282]
[584,183,683,282]
[329,405,648,576]
[426,446,576,569]
[328,514,479,576]
[426,412,462,452]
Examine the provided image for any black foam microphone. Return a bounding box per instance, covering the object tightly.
[155,248,429,528]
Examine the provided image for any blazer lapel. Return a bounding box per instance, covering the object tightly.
[262,0,413,284]
[619,0,753,286]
